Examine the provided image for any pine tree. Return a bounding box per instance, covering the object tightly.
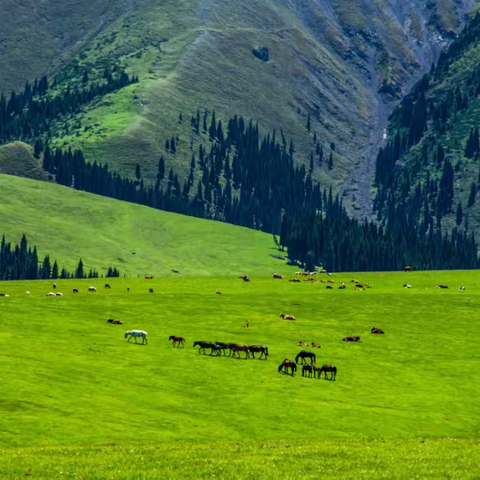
[165,139,170,151]
[468,182,477,207]
[82,71,89,84]
[306,113,311,132]
[171,137,176,154]
[179,112,183,123]
[52,261,59,279]
[456,201,463,226]
[75,259,84,279]
[135,163,141,181]
[33,139,43,159]
[328,151,333,170]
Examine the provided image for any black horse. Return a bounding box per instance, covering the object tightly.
[193,341,217,355]
[278,359,297,376]
[302,364,315,378]
[248,345,269,359]
[295,350,316,364]
[316,364,337,380]
[213,342,230,355]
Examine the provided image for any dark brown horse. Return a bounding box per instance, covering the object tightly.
[169,335,185,347]
[302,364,315,378]
[343,336,361,342]
[193,341,217,355]
[231,344,250,359]
[248,345,269,359]
[295,350,316,364]
[278,359,297,376]
[317,364,337,380]
[213,342,230,355]
[371,327,385,334]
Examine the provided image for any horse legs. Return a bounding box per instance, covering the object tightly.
[127,336,131,342]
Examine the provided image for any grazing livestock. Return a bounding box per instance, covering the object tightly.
[371,327,385,334]
[149,288,154,293]
[280,313,296,321]
[436,285,449,289]
[0,293,5,297]
[25,291,30,294]
[216,291,222,294]
[304,278,316,282]
[327,279,335,284]
[278,359,297,376]
[104,284,111,289]
[107,319,123,325]
[295,350,316,364]
[172,269,180,274]
[355,284,364,289]
[343,336,361,342]
[319,269,327,274]
[53,283,57,289]
[326,285,333,290]
[238,275,250,282]
[169,335,185,348]
[311,343,321,349]
[193,341,217,355]
[272,273,284,279]
[46,292,56,296]
[298,341,309,347]
[125,330,148,345]
[403,284,412,289]
[72,288,79,293]
[243,323,250,328]
[289,278,301,283]
[145,276,153,280]
[213,342,230,356]
[248,345,269,359]
[302,364,315,378]
[459,286,466,291]
[404,266,412,272]
[231,344,250,359]
[339,285,346,290]
[351,279,360,283]
[316,365,337,380]
[88,286,97,292]
[55,292,63,297]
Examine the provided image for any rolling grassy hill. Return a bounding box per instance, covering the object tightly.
[0,0,474,210]
[0,173,291,276]
[0,271,479,477]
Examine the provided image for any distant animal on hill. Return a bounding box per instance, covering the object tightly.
[343,336,361,342]
[339,285,346,290]
[371,327,385,334]
[88,286,97,292]
[351,279,360,283]
[326,285,333,289]
[272,273,284,279]
[145,276,153,280]
[104,284,111,289]
[125,330,148,345]
[238,275,250,282]
[127,287,130,292]
[436,285,449,289]
[355,283,364,289]
[327,279,335,284]
[280,313,295,321]
[0,293,5,297]
[216,291,222,294]
[403,284,412,289]
[404,266,412,272]
[72,288,79,293]
[304,278,316,282]
[298,341,309,347]
[46,292,56,297]
[278,359,297,376]
[231,344,250,359]
[193,341,217,355]
[459,286,466,291]
[302,364,315,378]
[295,350,316,364]
[149,288,154,293]
[107,319,123,325]
[311,343,321,349]
[316,364,337,380]
[249,345,269,359]
[53,283,57,289]
[243,323,250,328]
[289,278,301,282]
[25,291,30,294]
[169,335,185,348]
[172,270,180,274]
[55,292,63,297]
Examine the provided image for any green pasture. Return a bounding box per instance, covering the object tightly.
[0,271,479,477]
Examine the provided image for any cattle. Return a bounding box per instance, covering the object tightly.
[343,336,361,342]
[72,288,79,293]
[404,266,412,272]
[289,278,301,283]
[107,319,123,325]
[339,285,346,290]
[104,284,111,289]
[326,285,333,289]
[436,285,449,289]
[280,313,296,321]
[46,292,56,297]
[216,291,222,294]
[145,276,153,280]
[149,288,154,293]
[88,286,97,292]
[55,292,63,297]
[53,283,57,289]
[403,284,412,289]
[272,273,284,279]
[371,327,385,334]
[304,278,316,282]
[459,286,466,291]
[327,279,335,284]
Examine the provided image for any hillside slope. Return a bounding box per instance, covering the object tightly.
[0,0,473,211]
[0,174,291,276]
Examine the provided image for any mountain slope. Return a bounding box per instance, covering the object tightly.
[0,173,291,276]
[0,0,473,211]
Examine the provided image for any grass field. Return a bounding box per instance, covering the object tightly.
[0,173,292,276]
[1,270,479,477]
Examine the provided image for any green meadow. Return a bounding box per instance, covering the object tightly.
[1,271,479,478]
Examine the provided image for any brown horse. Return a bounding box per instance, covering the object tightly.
[311,343,321,349]
[302,364,315,378]
[280,314,296,321]
[107,319,123,325]
[316,364,337,380]
[213,342,231,356]
[371,327,385,334]
[404,266,412,272]
[298,341,309,347]
[278,359,297,376]
[343,336,361,342]
[169,335,185,347]
[231,344,250,359]
[248,345,269,359]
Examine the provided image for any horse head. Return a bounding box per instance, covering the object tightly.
[124,331,130,338]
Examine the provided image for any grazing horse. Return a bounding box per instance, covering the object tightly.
[437,284,449,289]
[317,364,337,380]
[371,327,385,334]
[53,283,57,289]
[278,359,297,376]
[343,336,361,342]
[125,330,148,345]
[107,319,123,324]
[213,342,230,355]
[404,266,412,272]
[272,273,284,279]
[169,335,185,348]
[231,344,250,359]
[295,350,316,364]
[289,278,301,283]
[302,364,315,378]
[459,286,466,291]
[280,313,296,320]
[72,288,79,293]
[149,288,154,293]
[193,341,217,355]
[145,276,153,279]
[216,291,223,294]
[88,286,97,292]
[248,345,269,359]
[104,284,111,289]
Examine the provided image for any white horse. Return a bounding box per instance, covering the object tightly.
[125,330,148,344]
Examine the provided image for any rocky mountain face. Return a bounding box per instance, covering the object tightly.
[0,0,474,214]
